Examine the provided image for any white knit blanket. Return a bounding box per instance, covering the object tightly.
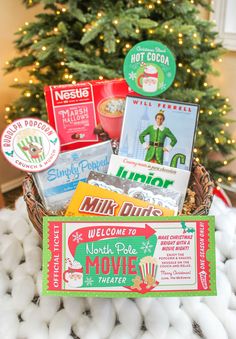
[0,196,236,339]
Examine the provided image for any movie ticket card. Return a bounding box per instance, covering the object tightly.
[43,215,216,298]
[65,182,176,217]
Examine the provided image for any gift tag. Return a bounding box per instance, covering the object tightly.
[123,41,176,96]
[1,118,60,172]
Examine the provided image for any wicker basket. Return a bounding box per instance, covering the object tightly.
[23,159,214,237]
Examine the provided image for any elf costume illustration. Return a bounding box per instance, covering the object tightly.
[139,111,177,164]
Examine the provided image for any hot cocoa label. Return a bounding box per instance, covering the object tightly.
[123,41,176,96]
[43,216,216,297]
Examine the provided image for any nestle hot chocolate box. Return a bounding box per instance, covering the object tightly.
[45,79,136,151]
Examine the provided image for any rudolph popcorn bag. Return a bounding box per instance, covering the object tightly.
[43,216,216,297]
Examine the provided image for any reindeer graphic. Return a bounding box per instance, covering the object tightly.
[21,142,43,159]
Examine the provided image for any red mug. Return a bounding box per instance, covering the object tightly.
[63,266,83,283]
[137,66,158,93]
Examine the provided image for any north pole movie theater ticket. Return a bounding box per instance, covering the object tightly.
[43,216,216,298]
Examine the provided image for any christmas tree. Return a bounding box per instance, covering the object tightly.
[4,0,236,182]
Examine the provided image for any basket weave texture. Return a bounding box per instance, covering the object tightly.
[23,159,214,237]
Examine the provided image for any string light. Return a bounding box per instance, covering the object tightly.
[178,63,183,67]
[169,28,174,33]
[135,29,140,33]
[198,130,202,135]
[178,39,183,45]
[215,137,219,143]
[193,148,198,153]
[223,160,228,165]
[125,43,131,49]
[164,25,169,29]
[228,177,232,181]
[58,48,64,53]
[195,157,200,162]
[99,75,104,80]
[33,40,38,44]
[203,82,208,87]
[82,28,86,32]
[218,58,222,62]
[200,109,204,114]
[14,78,18,82]
[116,38,120,43]
[225,122,229,127]
[29,79,33,84]
[193,33,197,38]
[208,110,212,115]
[5,107,10,112]
[149,29,154,34]
[72,80,76,85]
[97,12,102,17]
[113,19,119,25]
[225,98,229,102]
[178,33,183,37]
[61,8,66,12]
[56,10,60,15]
[220,130,224,134]
[227,140,232,144]
[157,0,162,4]
[24,91,31,97]
[217,178,223,183]
[148,4,154,9]
[42,46,47,51]
[54,27,58,32]
[187,68,191,73]
[195,98,199,103]
[60,61,65,66]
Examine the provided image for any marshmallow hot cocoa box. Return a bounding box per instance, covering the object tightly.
[108,154,190,210]
[45,79,135,151]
